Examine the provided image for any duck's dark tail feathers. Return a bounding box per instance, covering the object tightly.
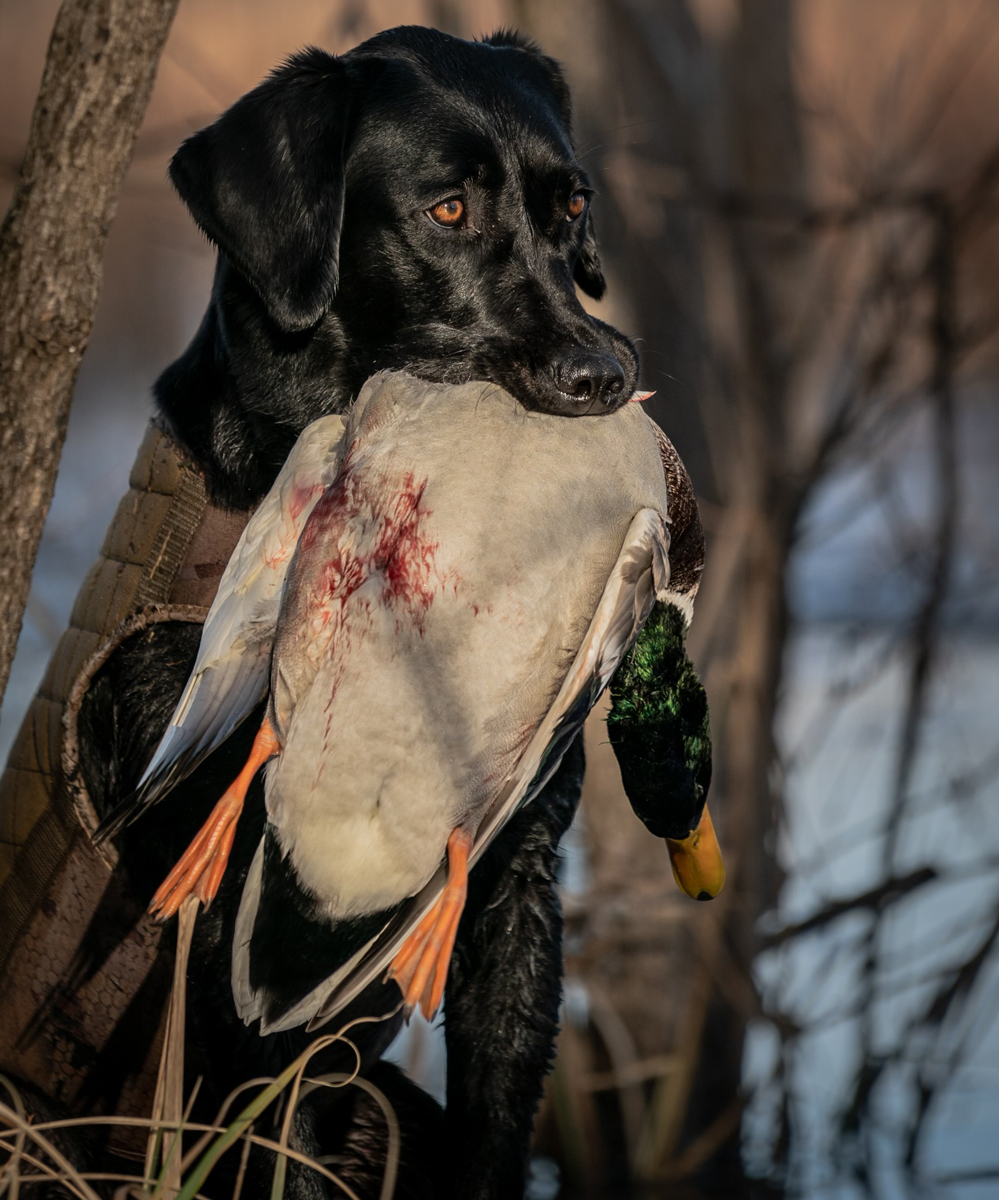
[232,825,402,1035]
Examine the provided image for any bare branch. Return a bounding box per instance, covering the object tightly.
[763,867,937,948]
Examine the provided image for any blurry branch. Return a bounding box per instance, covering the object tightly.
[659,1096,746,1184]
[0,0,179,707]
[800,233,925,493]
[162,26,243,110]
[937,746,999,804]
[781,629,905,777]
[836,199,961,1161]
[763,867,937,948]
[878,0,999,190]
[782,182,995,1189]
[884,203,959,860]
[676,115,993,1200]
[919,906,999,1029]
[904,906,999,1164]
[934,1166,999,1184]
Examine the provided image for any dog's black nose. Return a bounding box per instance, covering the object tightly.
[555,350,626,406]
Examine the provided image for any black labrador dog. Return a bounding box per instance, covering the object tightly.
[79,25,649,1200]
[160,26,637,512]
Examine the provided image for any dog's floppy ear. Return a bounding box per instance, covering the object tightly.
[574,216,606,300]
[170,48,365,332]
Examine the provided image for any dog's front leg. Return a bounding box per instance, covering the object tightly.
[442,737,583,1200]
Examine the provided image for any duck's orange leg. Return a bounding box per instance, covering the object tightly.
[149,717,281,921]
[389,826,474,1020]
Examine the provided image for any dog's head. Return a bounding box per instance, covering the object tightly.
[170,26,638,420]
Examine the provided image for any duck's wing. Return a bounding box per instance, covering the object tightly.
[233,507,669,1034]
[647,417,703,623]
[95,415,347,841]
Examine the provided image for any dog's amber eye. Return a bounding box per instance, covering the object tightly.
[428,198,465,227]
[566,192,586,220]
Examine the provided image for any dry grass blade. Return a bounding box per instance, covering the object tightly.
[180,1080,274,1173]
[0,1074,26,1200]
[0,1102,102,1200]
[269,1034,363,1200]
[152,1081,202,1200]
[301,1074,401,1200]
[0,1089,378,1200]
[231,1123,253,1200]
[0,896,403,1200]
[147,895,200,1196]
[266,1007,401,1200]
[174,1039,354,1200]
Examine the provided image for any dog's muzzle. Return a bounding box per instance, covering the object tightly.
[552,348,626,415]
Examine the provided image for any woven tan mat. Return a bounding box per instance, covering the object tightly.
[0,421,251,1125]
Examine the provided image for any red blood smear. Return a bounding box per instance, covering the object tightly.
[282,456,463,760]
[289,480,324,520]
[296,456,444,639]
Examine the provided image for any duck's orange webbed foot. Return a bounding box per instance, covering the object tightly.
[149,717,281,921]
[389,826,474,1020]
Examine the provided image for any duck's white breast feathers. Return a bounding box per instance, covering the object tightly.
[265,374,669,917]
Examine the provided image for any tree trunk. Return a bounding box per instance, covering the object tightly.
[0,0,179,706]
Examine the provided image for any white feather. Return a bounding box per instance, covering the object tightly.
[116,415,348,822]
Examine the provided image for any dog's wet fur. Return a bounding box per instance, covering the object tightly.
[69,26,642,1200]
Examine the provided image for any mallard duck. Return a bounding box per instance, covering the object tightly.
[98,371,723,1033]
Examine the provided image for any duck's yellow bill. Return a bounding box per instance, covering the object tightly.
[666,804,725,901]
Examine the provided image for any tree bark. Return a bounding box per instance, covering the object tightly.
[0,0,180,706]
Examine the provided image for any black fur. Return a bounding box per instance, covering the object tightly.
[155,27,636,509]
[445,739,582,1198]
[69,25,678,1200]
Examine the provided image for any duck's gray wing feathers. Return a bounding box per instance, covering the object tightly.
[95,415,347,841]
[242,508,670,1034]
[231,837,267,1022]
